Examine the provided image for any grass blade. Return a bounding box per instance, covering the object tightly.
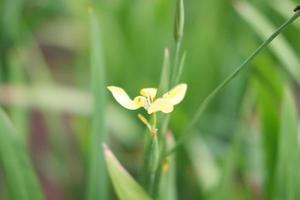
[158,132,177,200]
[254,59,283,199]
[165,8,300,156]
[103,144,152,200]
[8,49,28,142]
[186,134,219,192]
[275,87,300,200]
[171,0,185,86]
[158,48,171,95]
[271,0,300,29]
[0,107,44,200]
[235,1,300,84]
[174,52,187,85]
[86,8,108,200]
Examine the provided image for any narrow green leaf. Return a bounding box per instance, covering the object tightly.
[158,132,177,200]
[186,134,219,192]
[211,131,243,200]
[8,49,28,142]
[0,107,44,200]
[174,0,185,43]
[86,8,108,200]
[158,48,170,96]
[147,134,160,195]
[254,59,283,199]
[235,1,300,84]
[171,0,185,87]
[174,51,187,85]
[165,8,300,156]
[275,87,300,200]
[271,1,300,29]
[103,144,152,200]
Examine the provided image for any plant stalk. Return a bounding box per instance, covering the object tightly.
[165,10,300,157]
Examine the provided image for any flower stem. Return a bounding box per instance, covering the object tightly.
[147,129,160,196]
[171,39,182,86]
[165,10,300,157]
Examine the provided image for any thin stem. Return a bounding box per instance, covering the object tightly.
[171,40,182,86]
[165,10,300,157]
[152,113,157,129]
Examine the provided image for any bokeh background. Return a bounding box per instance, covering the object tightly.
[1,0,300,199]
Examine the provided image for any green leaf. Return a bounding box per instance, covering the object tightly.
[86,8,108,200]
[158,132,177,200]
[186,134,219,193]
[254,57,283,199]
[235,1,300,84]
[275,87,300,200]
[8,49,29,142]
[158,48,171,96]
[147,134,160,195]
[166,8,300,156]
[0,107,44,200]
[103,144,152,200]
[174,0,185,43]
[174,51,187,85]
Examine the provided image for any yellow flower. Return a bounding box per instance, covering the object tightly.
[107,83,187,114]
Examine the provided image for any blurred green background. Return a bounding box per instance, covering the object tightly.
[1,0,300,199]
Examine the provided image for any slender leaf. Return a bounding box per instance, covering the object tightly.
[158,48,171,96]
[86,8,108,200]
[235,1,300,84]
[275,87,300,200]
[165,8,300,156]
[8,49,28,142]
[186,133,219,193]
[103,144,152,200]
[158,132,177,200]
[0,107,44,200]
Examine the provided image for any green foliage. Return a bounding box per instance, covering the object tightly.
[103,144,152,200]
[0,0,300,199]
[85,8,108,200]
[0,108,44,200]
[275,88,300,200]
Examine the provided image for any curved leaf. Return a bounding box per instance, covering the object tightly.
[103,144,152,200]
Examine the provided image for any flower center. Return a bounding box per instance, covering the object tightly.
[144,96,153,110]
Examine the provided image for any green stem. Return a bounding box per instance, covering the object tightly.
[171,40,182,86]
[148,132,160,196]
[165,10,300,157]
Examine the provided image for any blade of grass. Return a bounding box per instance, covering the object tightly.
[85,8,108,200]
[158,48,171,96]
[171,0,185,87]
[272,0,300,29]
[0,107,44,200]
[235,1,300,84]
[165,8,300,157]
[275,87,300,200]
[103,144,152,200]
[211,132,242,200]
[185,133,219,192]
[158,132,177,200]
[174,52,186,86]
[254,56,284,199]
[8,49,28,142]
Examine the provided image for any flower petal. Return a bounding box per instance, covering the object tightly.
[133,96,147,107]
[140,88,157,100]
[162,83,187,105]
[147,98,174,114]
[107,86,143,110]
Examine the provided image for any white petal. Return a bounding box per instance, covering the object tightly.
[162,83,187,105]
[107,86,143,110]
[147,98,174,114]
